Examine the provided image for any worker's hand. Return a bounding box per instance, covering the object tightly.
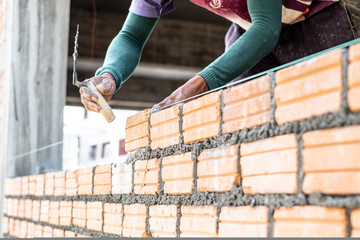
[153,75,209,110]
[79,73,116,113]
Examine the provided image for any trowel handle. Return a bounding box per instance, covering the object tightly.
[87,82,116,123]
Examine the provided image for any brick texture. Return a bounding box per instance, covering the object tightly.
[73,201,86,228]
[44,172,55,196]
[150,105,180,149]
[162,152,194,195]
[123,204,148,237]
[134,158,160,195]
[125,109,150,152]
[303,126,360,194]
[54,171,65,196]
[348,43,360,111]
[66,170,78,196]
[240,134,298,194]
[274,206,347,237]
[49,201,60,225]
[76,167,93,195]
[3,216,8,235]
[40,200,49,223]
[32,200,40,222]
[180,205,217,237]
[28,175,36,196]
[149,205,177,237]
[35,175,44,196]
[94,164,112,195]
[103,203,123,235]
[43,226,53,237]
[351,209,360,237]
[18,199,25,218]
[59,201,72,226]
[27,222,34,238]
[65,231,76,237]
[182,91,221,144]
[223,75,271,133]
[24,199,32,219]
[53,228,65,237]
[21,176,29,196]
[87,201,103,232]
[112,162,132,194]
[197,145,239,192]
[34,224,43,238]
[275,49,342,125]
[19,220,27,238]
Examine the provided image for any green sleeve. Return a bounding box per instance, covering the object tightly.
[95,13,159,91]
[198,0,282,90]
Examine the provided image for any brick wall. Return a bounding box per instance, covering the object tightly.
[3,41,360,237]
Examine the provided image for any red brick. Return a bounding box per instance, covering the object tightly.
[32,200,40,222]
[348,43,360,111]
[125,109,150,152]
[150,105,180,149]
[183,91,221,144]
[18,199,25,218]
[197,145,239,192]
[24,199,32,219]
[274,206,346,237]
[35,175,45,196]
[66,170,78,196]
[59,201,72,226]
[162,152,194,195]
[180,205,217,237]
[351,208,360,237]
[54,171,66,196]
[73,201,86,227]
[303,126,360,194]
[27,222,34,238]
[94,164,112,195]
[223,75,271,133]
[76,167,93,195]
[34,224,43,238]
[219,206,268,237]
[65,231,76,237]
[49,201,60,225]
[112,162,132,194]
[275,49,342,125]
[149,205,177,237]
[28,175,36,196]
[43,226,53,237]
[19,220,27,238]
[44,172,55,196]
[40,200,49,222]
[104,203,123,235]
[3,216,8,235]
[87,201,103,232]
[134,158,159,195]
[21,176,29,195]
[123,204,148,238]
[240,134,298,194]
[53,228,65,237]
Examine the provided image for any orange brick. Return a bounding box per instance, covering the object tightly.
[87,202,103,232]
[13,178,22,196]
[112,162,132,194]
[223,75,271,133]
[49,201,60,225]
[76,167,93,195]
[348,43,360,111]
[7,198,18,217]
[240,134,298,194]
[18,199,25,218]
[44,172,55,196]
[94,164,112,195]
[150,105,180,149]
[24,199,32,219]
[219,206,268,237]
[274,206,346,237]
[134,158,159,195]
[8,218,15,236]
[40,200,49,222]
[351,208,360,237]
[183,91,221,144]
[125,109,150,152]
[60,201,72,226]
[303,126,360,194]
[275,49,342,125]
[43,226,53,237]
[53,228,64,237]
[4,178,12,196]
[35,175,45,196]
[34,224,43,238]
[65,231,76,237]
[104,203,123,235]
[197,145,239,192]
[162,152,194,195]
[54,171,66,196]
[73,201,86,227]
[27,222,34,238]
[21,176,29,195]
[3,216,8,235]
[32,200,40,222]
[180,205,217,237]
[66,170,78,196]
[19,220,27,238]
[149,205,177,237]
[28,175,36,196]
[123,204,148,238]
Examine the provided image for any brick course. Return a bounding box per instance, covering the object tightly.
[87,201,103,232]
[134,158,160,195]
[125,109,150,152]
[149,205,177,237]
[123,204,148,237]
[94,164,112,195]
[103,203,123,235]
[180,205,217,237]
[76,167,93,195]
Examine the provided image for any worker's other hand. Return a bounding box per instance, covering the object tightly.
[152,75,209,110]
[79,73,116,113]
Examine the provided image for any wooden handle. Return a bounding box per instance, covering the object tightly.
[87,82,116,123]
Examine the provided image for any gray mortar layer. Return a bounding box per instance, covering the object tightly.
[296,133,305,195]
[346,208,352,237]
[219,89,224,136]
[215,206,221,235]
[176,204,181,237]
[342,48,349,110]
[269,72,277,128]
[178,103,184,145]
[91,166,96,195]
[158,154,164,195]
[145,205,151,237]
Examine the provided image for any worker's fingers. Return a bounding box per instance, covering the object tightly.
[95,78,116,97]
[80,86,98,102]
[80,87,101,113]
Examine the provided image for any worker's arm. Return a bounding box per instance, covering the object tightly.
[80,13,158,112]
[154,0,282,109]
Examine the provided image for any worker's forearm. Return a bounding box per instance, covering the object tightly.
[95,13,159,91]
[198,0,282,90]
